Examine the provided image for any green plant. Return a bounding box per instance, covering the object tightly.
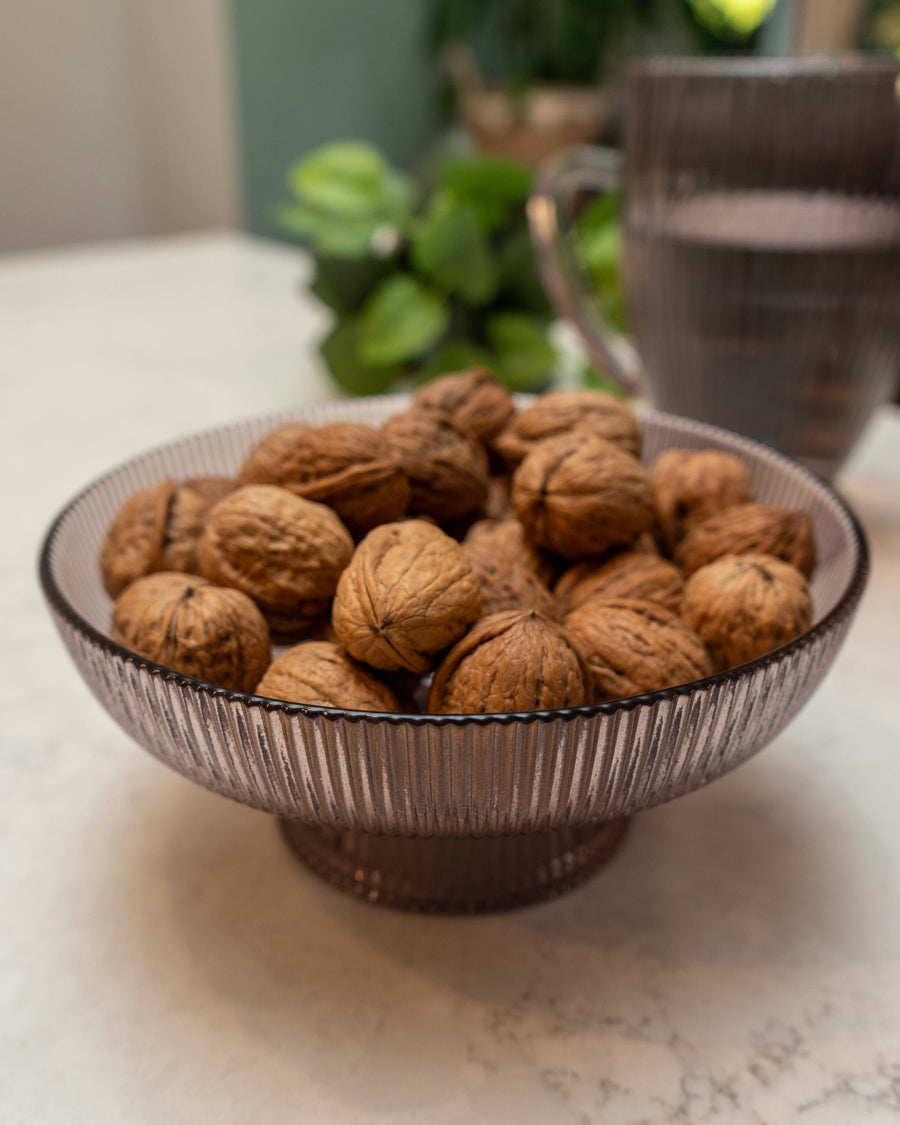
[683,0,779,48]
[861,0,900,54]
[570,191,630,397]
[426,0,655,88]
[279,140,571,395]
[576,193,628,335]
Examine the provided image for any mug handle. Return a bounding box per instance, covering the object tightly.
[528,145,647,399]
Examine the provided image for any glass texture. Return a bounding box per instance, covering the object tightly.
[40,396,868,910]
[541,57,900,478]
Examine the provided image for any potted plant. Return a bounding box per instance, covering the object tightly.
[279,140,620,396]
[426,0,656,164]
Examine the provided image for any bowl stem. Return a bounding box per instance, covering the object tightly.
[279,817,631,913]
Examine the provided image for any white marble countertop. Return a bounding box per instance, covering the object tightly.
[3,233,900,1125]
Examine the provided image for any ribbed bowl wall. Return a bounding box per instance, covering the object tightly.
[41,398,867,837]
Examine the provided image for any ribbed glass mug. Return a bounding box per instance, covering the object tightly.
[529,56,900,479]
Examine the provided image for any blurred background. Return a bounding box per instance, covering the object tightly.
[4,0,898,462]
[1,0,893,254]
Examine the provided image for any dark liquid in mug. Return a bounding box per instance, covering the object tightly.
[624,191,900,477]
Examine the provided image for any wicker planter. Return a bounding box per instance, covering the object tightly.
[460,84,607,166]
[446,48,607,166]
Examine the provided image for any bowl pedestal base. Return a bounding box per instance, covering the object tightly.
[279,817,631,913]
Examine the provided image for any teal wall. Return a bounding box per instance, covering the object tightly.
[228,0,441,239]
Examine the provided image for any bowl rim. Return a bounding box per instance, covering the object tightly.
[38,403,870,727]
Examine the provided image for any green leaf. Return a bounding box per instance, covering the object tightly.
[487,312,557,392]
[688,0,778,39]
[580,363,628,399]
[282,142,414,258]
[276,203,382,258]
[420,340,494,382]
[575,195,629,333]
[378,171,416,229]
[321,318,401,396]
[577,192,620,230]
[580,220,621,277]
[411,198,498,305]
[438,156,533,231]
[495,227,553,316]
[310,255,395,313]
[357,275,450,366]
[287,142,412,220]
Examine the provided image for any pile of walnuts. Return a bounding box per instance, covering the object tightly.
[100,370,816,714]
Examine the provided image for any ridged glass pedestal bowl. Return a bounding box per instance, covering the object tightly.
[40,397,867,912]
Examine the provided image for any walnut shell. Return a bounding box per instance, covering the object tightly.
[196,484,354,631]
[332,520,482,673]
[382,410,489,522]
[482,476,513,521]
[464,518,558,586]
[564,597,711,702]
[633,532,662,556]
[100,478,235,596]
[111,572,270,693]
[100,481,176,597]
[675,502,816,577]
[512,431,655,559]
[462,537,560,620]
[428,610,590,714]
[239,422,410,538]
[412,368,514,442]
[681,553,812,672]
[256,641,400,712]
[493,390,640,467]
[555,552,685,615]
[652,448,754,554]
[180,476,237,509]
[238,423,312,482]
[110,571,204,643]
[157,485,210,574]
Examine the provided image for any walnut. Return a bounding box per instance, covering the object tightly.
[564,597,712,702]
[512,431,655,559]
[332,520,482,673]
[157,478,238,575]
[196,484,354,632]
[238,422,312,483]
[382,409,489,522]
[101,481,175,597]
[555,551,685,616]
[462,536,560,620]
[111,572,270,693]
[675,502,816,577]
[634,532,662,555]
[155,486,208,574]
[464,518,558,586]
[180,476,236,508]
[255,641,400,712]
[652,448,754,554]
[681,553,812,672]
[493,390,640,467]
[482,476,513,521]
[412,368,514,442]
[428,610,590,714]
[100,478,236,596]
[239,422,410,538]
[110,571,200,643]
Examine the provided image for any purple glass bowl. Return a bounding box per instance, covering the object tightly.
[39,397,868,912]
